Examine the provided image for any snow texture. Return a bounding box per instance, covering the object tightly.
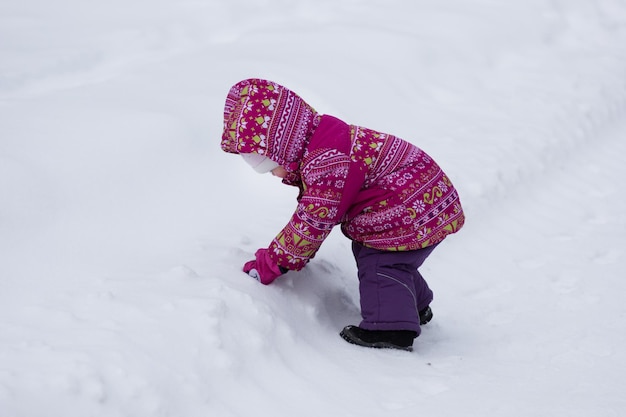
[1,1,626,416]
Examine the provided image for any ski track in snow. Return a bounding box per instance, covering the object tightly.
[1,1,626,416]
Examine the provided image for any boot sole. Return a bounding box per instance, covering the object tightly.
[340,326,413,352]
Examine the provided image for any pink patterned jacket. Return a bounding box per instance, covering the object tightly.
[221,79,464,271]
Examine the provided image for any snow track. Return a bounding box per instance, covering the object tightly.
[432,117,626,417]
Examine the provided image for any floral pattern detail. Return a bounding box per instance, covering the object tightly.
[350,126,386,168]
[221,78,319,170]
[221,79,465,271]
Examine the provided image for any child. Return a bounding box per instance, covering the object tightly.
[221,78,464,351]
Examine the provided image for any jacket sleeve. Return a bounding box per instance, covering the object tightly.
[268,149,364,271]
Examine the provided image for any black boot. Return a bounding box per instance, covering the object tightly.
[419,306,433,325]
[340,325,417,351]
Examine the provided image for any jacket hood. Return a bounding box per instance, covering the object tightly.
[221,78,319,172]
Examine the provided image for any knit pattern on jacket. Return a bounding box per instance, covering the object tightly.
[221,79,464,271]
[269,117,464,270]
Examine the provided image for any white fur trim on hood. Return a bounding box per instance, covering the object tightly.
[241,153,280,174]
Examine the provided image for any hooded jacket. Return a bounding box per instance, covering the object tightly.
[221,78,464,271]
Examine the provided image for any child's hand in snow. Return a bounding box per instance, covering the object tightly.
[243,248,285,285]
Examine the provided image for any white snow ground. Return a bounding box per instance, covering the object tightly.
[1,1,626,416]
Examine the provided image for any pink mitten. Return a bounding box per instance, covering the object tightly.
[243,248,285,285]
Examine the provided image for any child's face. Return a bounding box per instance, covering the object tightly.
[271,166,288,178]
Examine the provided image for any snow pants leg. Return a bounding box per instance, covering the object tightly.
[352,241,438,334]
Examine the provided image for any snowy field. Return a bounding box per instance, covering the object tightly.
[2,0,626,416]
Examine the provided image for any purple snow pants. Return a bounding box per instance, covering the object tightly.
[352,241,439,334]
